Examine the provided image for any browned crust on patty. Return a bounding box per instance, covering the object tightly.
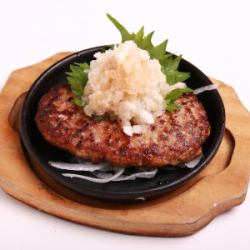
[35,84,210,168]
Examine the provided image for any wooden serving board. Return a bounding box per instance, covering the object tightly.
[0,52,250,237]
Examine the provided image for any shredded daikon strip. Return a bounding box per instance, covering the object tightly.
[94,169,158,181]
[50,150,202,184]
[49,161,109,172]
[49,160,159,183]
[62,168,125,183]
[114,169,158,181]
[135,197,146,201]
[185,154,203,168]
[193,84,217,95]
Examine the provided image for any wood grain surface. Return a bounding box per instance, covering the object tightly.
[0,52,250,236]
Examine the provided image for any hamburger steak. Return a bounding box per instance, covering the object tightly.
[35,84,210,168]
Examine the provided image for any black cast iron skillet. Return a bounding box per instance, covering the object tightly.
[14,46,225,202]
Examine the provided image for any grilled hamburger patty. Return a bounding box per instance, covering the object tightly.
[35,84,210,167]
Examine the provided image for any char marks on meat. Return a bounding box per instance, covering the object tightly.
[35,84,210,168]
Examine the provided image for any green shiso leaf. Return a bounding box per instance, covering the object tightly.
[106,13,132,42]
[106,14,190,85]
[133,26,144,44]
[67,14,192,111]
[107,13,192,111]
[70,98,84,107]
[66,63,89,106]
[140,31,154,50]
[161,55,190,85]
[165,87,193,111]
[148,39,168,60]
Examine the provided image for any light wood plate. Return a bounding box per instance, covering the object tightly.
[0,52,250,236]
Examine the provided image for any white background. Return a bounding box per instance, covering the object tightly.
[0,0,250,249]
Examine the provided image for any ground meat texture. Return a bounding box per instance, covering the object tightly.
[35,84,210,168]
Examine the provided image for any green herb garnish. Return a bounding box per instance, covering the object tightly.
[66,14,192,112]
[106,13,190,85]
[160,55,191,85]
[66,63,89,106]
[165,87,193,111]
